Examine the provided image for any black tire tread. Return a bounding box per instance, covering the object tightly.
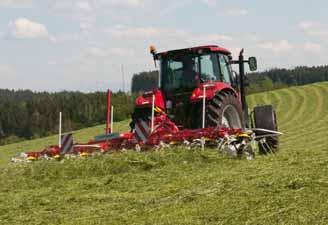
[206,91,244,128]
[253,105,279,154]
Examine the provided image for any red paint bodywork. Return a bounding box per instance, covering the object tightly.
[157,45,231,57]
[190,82,238,102]
[135,81,238,110]
[135,89,165,109]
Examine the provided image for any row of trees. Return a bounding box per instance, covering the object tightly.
[247,65,328,93]
[131,65,328,94]
[0,90,134,145]
[131,71,159,93]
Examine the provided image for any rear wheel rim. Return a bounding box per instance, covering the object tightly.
[221,115,230,128]
[221,105,242,128]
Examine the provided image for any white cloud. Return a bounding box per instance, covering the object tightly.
[48,61,58,66]
[298,21,320,30]
[159,0,193,16]
[49,1,96,30]
[106,26,235,55]
[106,27,190,44]
[201,0,217,7]
[56,1,94,13]
[50,33,81,44]
[8,18,49,39]
[75,1,93,12]
[258,40,293,53]
[50,0,147,14]
[108,48,135,57]
[98,0,144,8]
[159,0,218,16]
[50,1,72,12]
[198,34,233,42]
[302,42,322,54]
[225,9,249,17]
[85,47,135,57]
[107,26,232,43]
[0,0,34,8]
[307,30,328,38]
[298,21,328,38]
[0,64,17,77]
[107,27,163,39]
[85,47,108,57]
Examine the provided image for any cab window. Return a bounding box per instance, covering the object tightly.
[218,54,231,84]
[199,54,219,81]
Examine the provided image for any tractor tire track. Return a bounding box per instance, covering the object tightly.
[288,129,328,149]
[286,84,327,132]
[280,86,312,131]
[277,88,304,129]
[262,91,271,105]
[282,84,328,145]
[266,91,284,124]
[253,93,267,106]
[268,91,282,113]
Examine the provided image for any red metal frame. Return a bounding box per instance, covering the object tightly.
[21,113,244,160]
[106,90,112,134]
[135,88,166,109]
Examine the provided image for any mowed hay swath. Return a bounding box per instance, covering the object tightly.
[0,82,328,225]
[248,82,328,150]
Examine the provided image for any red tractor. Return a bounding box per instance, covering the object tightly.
[131,45,279,153]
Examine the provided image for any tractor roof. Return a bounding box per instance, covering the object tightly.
[156,45,231,58]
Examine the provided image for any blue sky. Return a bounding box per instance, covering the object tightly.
[0,0,327,92]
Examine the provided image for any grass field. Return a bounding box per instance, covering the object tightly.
[0,82,327,224]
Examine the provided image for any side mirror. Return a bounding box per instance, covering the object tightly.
[248,57,257,71]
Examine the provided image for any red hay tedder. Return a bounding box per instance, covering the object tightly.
[12,45,282,162]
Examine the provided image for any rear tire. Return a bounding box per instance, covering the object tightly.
[253,105,279,154]
[206,92,244,129]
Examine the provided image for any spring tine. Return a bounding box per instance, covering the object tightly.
[259,140,270,155]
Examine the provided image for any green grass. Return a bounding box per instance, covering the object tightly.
[0,82,328,225]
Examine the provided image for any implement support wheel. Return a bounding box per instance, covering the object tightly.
[253,105,279,154]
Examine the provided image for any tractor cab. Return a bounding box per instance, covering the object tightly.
[158,46,237,95]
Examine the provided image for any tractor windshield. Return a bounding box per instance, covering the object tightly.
[160,53,220,92]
